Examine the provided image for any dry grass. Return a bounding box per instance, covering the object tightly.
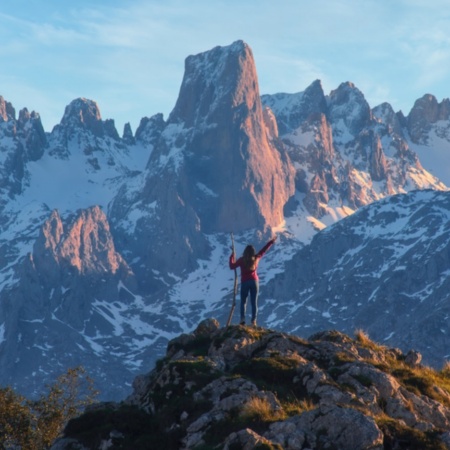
[375,412,448,450]
[282,398,316,417]
[441,360,450,376]
[353,330,450,407]
[240,397,285,423]
[354,329,386,352]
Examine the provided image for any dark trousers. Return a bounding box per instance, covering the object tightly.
[240,279,259,322]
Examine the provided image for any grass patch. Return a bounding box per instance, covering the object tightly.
[354,329,386,353]
[281,398,316,417]
[391,365,450,407]
[377,414,447,450]
[333,351,357,366]
[240,397,285,423]
[232,355,299,399]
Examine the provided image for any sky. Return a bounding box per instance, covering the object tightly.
[1,0,450,134]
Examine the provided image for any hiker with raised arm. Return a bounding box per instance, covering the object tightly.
[229,235,277,327]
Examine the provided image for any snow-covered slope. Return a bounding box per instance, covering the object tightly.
[262,189,450,367]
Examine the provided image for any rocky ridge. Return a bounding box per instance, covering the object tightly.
[262,81,446,224]
[52,319,450,450]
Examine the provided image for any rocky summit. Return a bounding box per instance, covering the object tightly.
[52,319,450,450]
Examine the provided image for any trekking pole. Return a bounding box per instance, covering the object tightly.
[226,232,238,327]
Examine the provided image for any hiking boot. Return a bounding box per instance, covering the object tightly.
[240,319,245,326]
[251,320,257,328]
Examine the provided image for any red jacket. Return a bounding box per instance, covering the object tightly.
[229,240,274,282]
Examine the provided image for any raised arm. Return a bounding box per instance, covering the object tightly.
[256,235,277,258]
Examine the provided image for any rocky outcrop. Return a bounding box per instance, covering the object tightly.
[58,98,120,140]
[261,79,328,135]
[48,98,121,159]
[53,321,450,449]
[328,82,372,138]
[0,206,137,399]
[134,113,165,148]
[262,79,447,222]
[32,206,129,276]
[0,96,15,121]
[152,39,295,233]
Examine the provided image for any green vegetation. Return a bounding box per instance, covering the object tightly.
[169,334,213,357]
[66,360,217,449]
[354,328,387,353]
[377,414,447,450]
[0,366,98,450]
[232,354,299,398]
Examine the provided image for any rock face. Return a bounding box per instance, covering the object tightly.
[167,40,295,233]
[408,94,450,144]
[109,40,295,281]
[52,322,450,449]
[0,207,137,399]
[262,80,446,221]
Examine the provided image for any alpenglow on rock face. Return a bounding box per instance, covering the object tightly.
[52,321,450,450]
[0,206,137,399]
[166,40,295,232]
[109,40,295,279]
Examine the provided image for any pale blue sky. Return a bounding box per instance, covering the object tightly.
[1,0,450,134]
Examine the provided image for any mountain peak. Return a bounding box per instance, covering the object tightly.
[51,97,119,143]
[62,97,101,124]
[0,95,16,122]
[328,81,372,137]
[168,39,257,127]
[407,94,450,143]
[165,39,294,232]
[261,79,327,134]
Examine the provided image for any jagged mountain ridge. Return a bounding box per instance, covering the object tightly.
[51,320,450,450]
[1,40,450,401]
[262,80,446,233]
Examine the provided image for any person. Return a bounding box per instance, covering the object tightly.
[229,235,277,327]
